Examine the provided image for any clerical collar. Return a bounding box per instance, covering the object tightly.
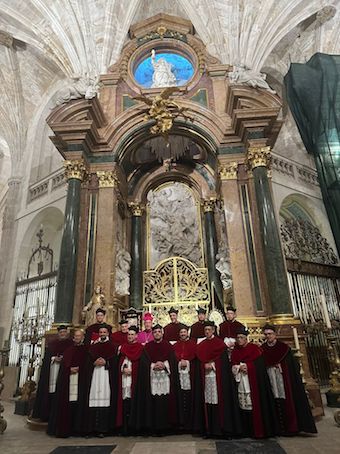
[267,339,277,347]
[99,337,109,343]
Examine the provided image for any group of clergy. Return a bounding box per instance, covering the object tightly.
[32,305,317,439]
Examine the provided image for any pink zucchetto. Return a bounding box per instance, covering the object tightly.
[143,312,153,321]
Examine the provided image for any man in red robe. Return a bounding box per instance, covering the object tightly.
[231,327,278,438]
[190,307,207,342]
[137,312,154,345]
[130,324,180,435]
[116,325,144,435]
[84,308,112,344]
[173,325,201,432]
[196,321,242,438]
[163,306,186,343]
[262,324,317,435]
[47,329,88,437]
[219,306,245,351]
[79,325,117,436]
[32,325,73,422]
[111,319,129,347]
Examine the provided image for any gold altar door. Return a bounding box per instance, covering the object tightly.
[143,256,210,326]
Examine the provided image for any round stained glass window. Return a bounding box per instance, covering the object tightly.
[134,52,194,89]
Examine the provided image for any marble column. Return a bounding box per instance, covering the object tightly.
[246,147,292,315]
[129,203,144,309]
[202,199,224,307]
[55,160,86,324]
[218,162,256,316]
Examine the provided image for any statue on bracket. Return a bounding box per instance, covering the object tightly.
[115,247,132,296]
[82,284,105,326]
[151,49,177,88]
[228,65,276,94]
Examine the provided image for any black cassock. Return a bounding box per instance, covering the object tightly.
[130,340,180,435]
[76,340,117,435]
[47,343,88,437]
[32,337,73,422]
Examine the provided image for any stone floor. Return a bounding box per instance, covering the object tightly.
[0,399,339,454]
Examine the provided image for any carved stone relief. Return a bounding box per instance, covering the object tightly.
[215,204,233,290]
[148,182,202,268]
[115,226,131,296]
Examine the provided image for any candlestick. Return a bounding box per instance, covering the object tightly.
[292,326,300,350]
[320,293,332,329]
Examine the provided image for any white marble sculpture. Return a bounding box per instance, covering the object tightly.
[115,247,131,295]
[151,49,177,88]
[229,65,276,94]
[54,75,100,106]
[216,247,233,290]
[148,182,202,267]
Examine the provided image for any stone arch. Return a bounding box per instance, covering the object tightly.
[16,206,64,279]
[279,192,338,258]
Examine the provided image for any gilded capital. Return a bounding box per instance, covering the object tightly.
[64,159,87,180]
[97,170,117,188]
[246,146,272,170]
[219,162,238,180]
[202,198,216,213]
[128,202,144,217]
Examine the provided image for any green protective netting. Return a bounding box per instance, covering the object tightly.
[284,53,340,254]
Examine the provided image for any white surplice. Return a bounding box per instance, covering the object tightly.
[69,373,79,402]
[232,363,252,410]
[204,362,218,405]
[178,360,191,391]
[89,366,110,407]
[267,365,286,399]
[121,358,132,400]
[150,360,170,396]
[49,359,60,393]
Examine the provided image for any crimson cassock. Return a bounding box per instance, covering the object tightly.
[262,340,317,434]
[111,331,128,347]
[173,339,203,432]
[32,337,73,422]
[163,322,186,342]
[47,343,88,437]
[130,340,180,434]
[76,340,117,435]
[231,343,278,438]
[190,321,205,340]
[84,323,112,344]
[219,320,245,339]
[196,336,242,437]
[116,342,144,435]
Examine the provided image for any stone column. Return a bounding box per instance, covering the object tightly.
[0,177,21,344]
[128,203,144,309]
[54,160,86,324]
[202,199,224,306]
[246,147,292,315]
[218,162,255,316]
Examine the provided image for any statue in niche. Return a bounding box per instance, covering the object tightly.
[54,74,100,107]
[82,284,105,326]
[148,183,202,267]
[151,49,177,88]
[216,247,233,290]
[115,247,131,296]
[229,65,276,94]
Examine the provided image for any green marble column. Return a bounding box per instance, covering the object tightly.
[247,147,292,315]
[129,203,143,309]
[55,160,86,323]
[203,200,224,307]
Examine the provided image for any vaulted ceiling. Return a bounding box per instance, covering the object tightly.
[0,0,339,175]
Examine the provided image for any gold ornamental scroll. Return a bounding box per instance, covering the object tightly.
[143,256,210,326]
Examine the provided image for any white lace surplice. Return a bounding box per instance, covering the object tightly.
[150,360,170,396]
[49,360,60,393]
[232,363,252,410]
[89,366,110,407]
[204,362,218,405]
[178,360,191,390]
[121,358,132,400]
[267,365,286,399]
[69,372,79,402]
